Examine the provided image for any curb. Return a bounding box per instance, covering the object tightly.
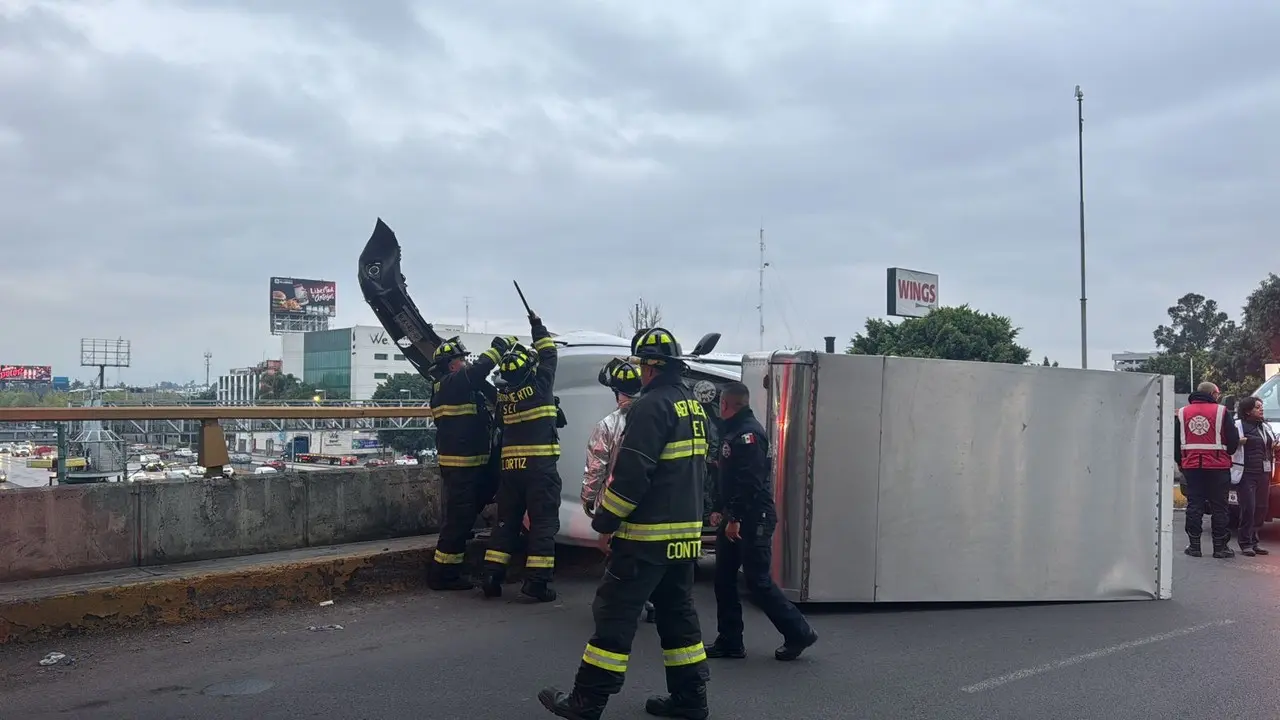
[0,536,606,645]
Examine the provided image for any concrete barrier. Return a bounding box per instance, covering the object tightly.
[0,466,442,583]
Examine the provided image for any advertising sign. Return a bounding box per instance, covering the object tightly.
[352,438,382,450]
[269,277,336,317]
[886,268,939,318]
[0,365,52,382]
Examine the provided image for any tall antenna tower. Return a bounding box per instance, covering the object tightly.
[203,350,213,387]
[757,226,769,350]
[464,296,472,332]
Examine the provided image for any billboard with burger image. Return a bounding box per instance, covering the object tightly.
[270,277,337,317]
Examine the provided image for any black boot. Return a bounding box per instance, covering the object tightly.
[1212,541,1234,559]
[1255,546,1270,555]
[775,629,819,661]
[427,563,474,591]
[481,570,503,598]
[520,579,557,603]
[538,687,606,720]
[643,601,656,623]
[704,637,746,659]
[645,686,709,719]
[1185,537,1201,557]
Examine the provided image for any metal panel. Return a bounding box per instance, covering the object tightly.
[1156,373,1175,599]
[761,354,818,600]
[803,353,885,602]
[873,358,1163,602]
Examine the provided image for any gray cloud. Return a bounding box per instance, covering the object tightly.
[1,0,1278,383]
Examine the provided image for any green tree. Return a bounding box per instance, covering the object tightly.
[370,372,435,455]
[847,305,1031,364]
[195,387,217,401]
[1242,273,1280,362]
[1132,351,1209,394]
[257,373,320,401]
[1153,293,1234,353]
[1040,356,1059,367]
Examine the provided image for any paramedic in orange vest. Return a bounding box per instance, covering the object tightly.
[1175,382,1241,559]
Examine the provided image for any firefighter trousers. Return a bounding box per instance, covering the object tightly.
[1184,467,1230,546]
[484,463,562,582]
[431,465,492,576]
[573,554,709,699]
[714,520,811,645]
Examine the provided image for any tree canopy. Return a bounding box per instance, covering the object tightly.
[847,305,1031,364]
[370,372,435,455]
[1131,274,1280,396]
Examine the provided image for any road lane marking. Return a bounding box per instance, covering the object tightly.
[960,619,1235,693]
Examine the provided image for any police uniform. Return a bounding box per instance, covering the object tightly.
[706,405,817,661]
[426,336,506,591]
[539,328,711,720]
[482,316,563,601]
[1175,391,1241,558]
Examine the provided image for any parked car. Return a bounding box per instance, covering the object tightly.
[253,466,279,475]
[265,459,286,471]
[229,453,253,464]
[364,458,388,468]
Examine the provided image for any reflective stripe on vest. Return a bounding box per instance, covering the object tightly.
[433,403,477,418]
[502,404,558,424]
[438,453,489,468]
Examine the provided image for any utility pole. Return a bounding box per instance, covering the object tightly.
[463,296,471,332]
[203,350,212,387]
[1076,85,1089,369]
[757,226,768,351]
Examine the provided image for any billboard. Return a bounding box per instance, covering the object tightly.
[886,267,939,318]
[269,277,336,318]
[0,365,52,382]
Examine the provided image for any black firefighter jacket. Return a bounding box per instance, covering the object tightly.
[430,345,501,469]
[497,320,559,471]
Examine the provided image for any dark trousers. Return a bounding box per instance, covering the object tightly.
[1184,468,1231,547]
[573,554,708,700]
[714,522,810,645]
[484,463,562,582]
[1237,471,1271,549]
[432,465,491,575]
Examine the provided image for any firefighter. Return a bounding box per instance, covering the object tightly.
[481,313,562,602]
[539,327,711,720]
[1175,381,1241,559]
[581,358,657,624]
[705,381,818,661]
[426,335,513,591]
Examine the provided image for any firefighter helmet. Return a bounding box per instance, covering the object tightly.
[598,358,642,398]
[433,337,468,367]
[498,344,537,386]
[630,327,683,368]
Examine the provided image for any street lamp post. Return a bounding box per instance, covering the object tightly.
[1076,84,1088,370]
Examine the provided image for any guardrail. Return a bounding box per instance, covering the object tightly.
[0,406,434,476]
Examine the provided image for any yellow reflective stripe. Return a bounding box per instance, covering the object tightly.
[582,644,628,673]
[485,550,511,565]
[663,643,707,668]
[502,405,559,424]
[438,454,489,468]
[526,555,555,569]
[434,403,477,417]
[600,488,637,518]
[659,439,708,460]
[500,444,561,459]
[434,550,465,565]
[615,521,703,542]
[533,337,555,351]
[481,347,501,362]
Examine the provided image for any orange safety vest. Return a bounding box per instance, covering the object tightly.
[1177,401,1231,470]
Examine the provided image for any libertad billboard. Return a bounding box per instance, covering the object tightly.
[269,277,337,318]
[0,365,53,382]
[886,268,939,318]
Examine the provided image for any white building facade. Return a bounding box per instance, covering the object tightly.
[216,368,259,404]
[1111,351,1157,372]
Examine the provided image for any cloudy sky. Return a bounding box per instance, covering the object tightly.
[1,0,1277,384]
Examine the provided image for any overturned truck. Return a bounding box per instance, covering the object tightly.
[359,220,1177,603]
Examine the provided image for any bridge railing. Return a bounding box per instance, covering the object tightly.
[0,406,435,474]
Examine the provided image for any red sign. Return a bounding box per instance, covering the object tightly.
[0,365,52,382]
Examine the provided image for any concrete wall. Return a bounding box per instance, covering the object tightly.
[0,466,441,583]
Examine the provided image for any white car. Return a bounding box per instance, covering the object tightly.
[253,466,279,475]
[173,448,195,458]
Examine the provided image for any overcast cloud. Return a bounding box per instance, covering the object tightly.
[1,0,1277,383]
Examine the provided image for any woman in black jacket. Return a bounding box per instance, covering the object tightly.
[1235,396,1277,556]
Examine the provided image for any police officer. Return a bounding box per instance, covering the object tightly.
[704,382,818,662]
[481,313,562,602]
[426,336,511,591]
[1176,381,1241,559]
[539,327,711,720]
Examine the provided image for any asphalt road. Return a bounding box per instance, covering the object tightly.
[0,452,51,488]
[2,516,1277,719]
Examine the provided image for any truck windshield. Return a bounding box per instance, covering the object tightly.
[1256,375,1280,422]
